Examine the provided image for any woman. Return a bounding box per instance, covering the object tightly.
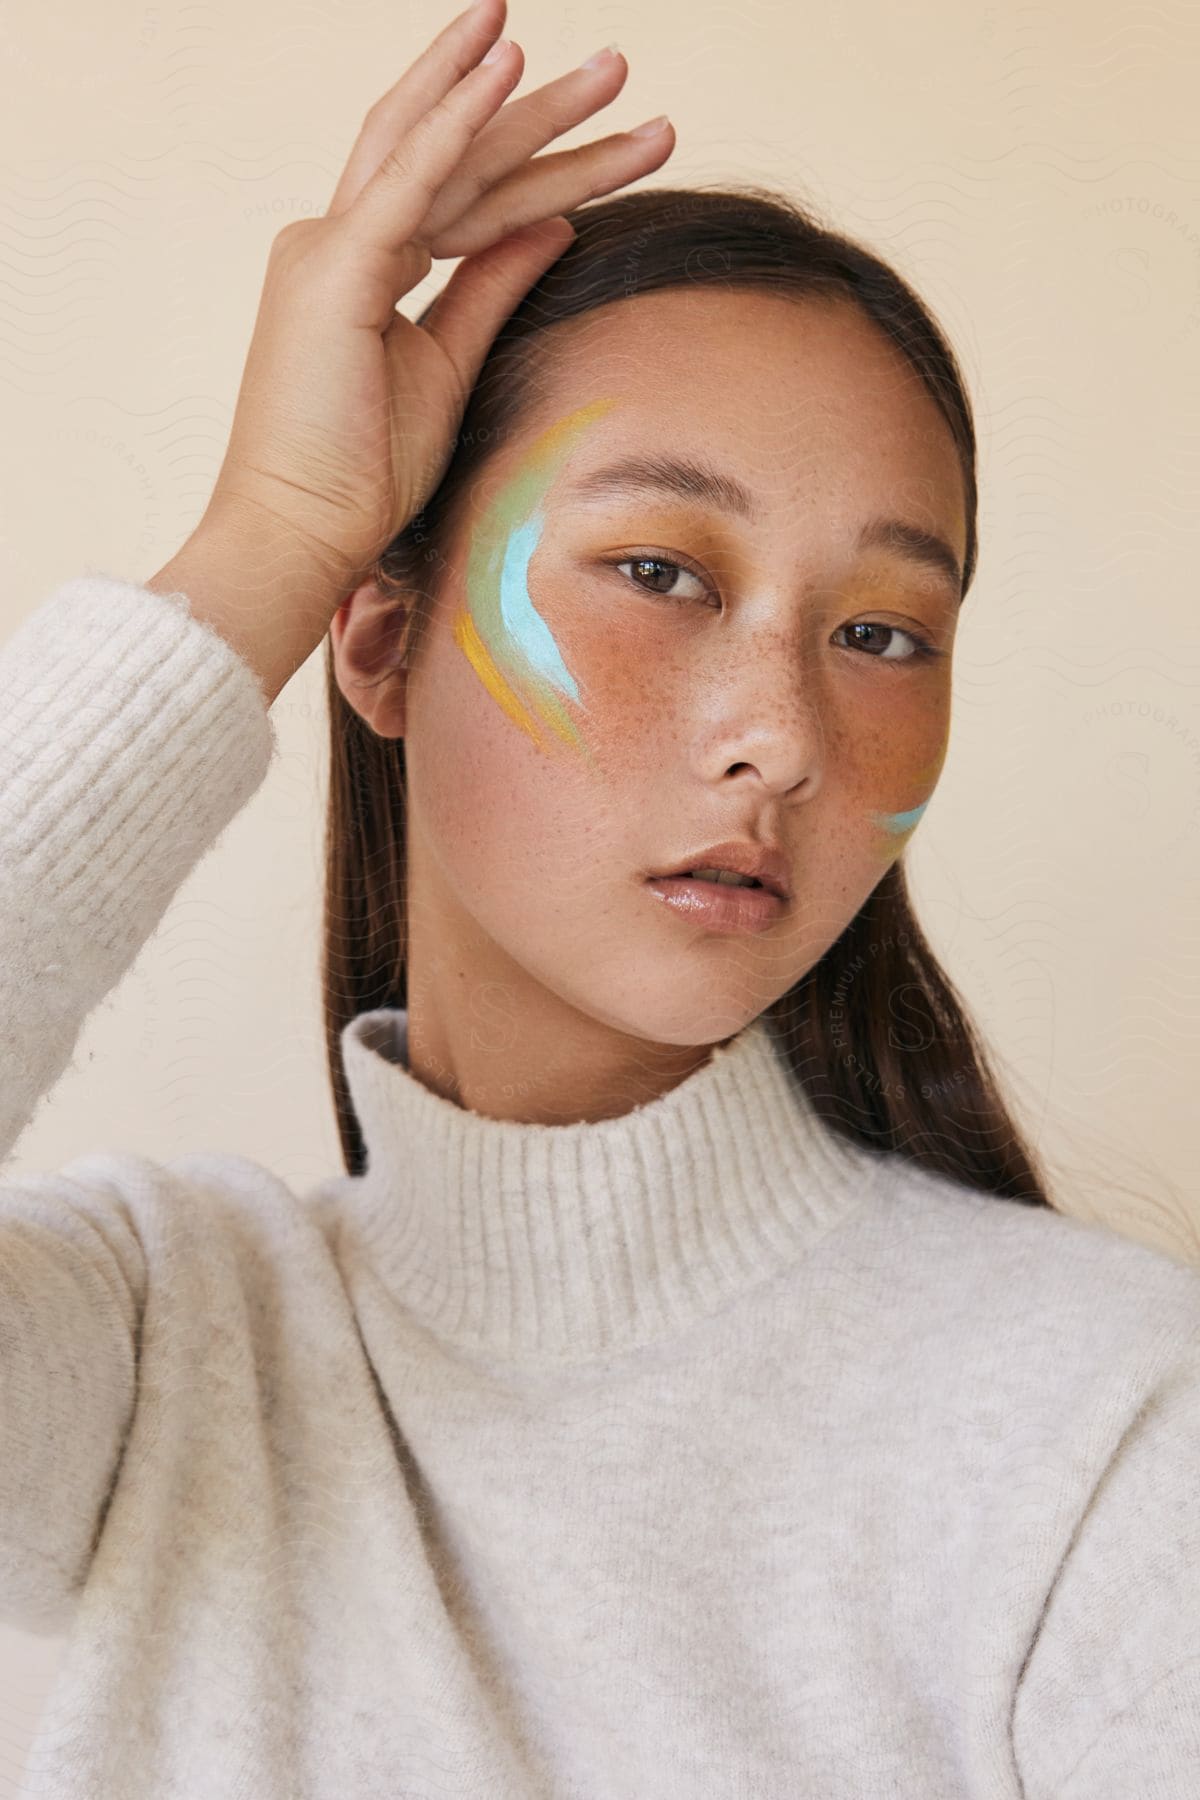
[2,1,1197,1794]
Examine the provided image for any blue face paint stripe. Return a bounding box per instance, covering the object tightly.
[873,799,930,834]
[497,506,584,706]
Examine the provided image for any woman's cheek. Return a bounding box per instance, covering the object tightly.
[862,685,952,860]
[404,587,547,861]
[571,609,678,748]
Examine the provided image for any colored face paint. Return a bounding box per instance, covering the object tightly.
[452,397,620,766]
[873,798,931,835]
[869,740,949,849]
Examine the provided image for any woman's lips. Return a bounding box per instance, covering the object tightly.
[644,874,786,933]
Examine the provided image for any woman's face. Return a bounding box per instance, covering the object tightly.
[337,287,966,1070]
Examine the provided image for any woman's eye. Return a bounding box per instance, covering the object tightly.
[834,621,936,664]
[609,559,940,666]
[612,556,711,604]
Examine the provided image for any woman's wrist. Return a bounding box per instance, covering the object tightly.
[145,509,353,708]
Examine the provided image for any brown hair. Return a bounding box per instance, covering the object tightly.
[321,181,1054,1211]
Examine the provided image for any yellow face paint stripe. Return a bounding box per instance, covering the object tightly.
[455,397,620,770]
[451,605,547,752]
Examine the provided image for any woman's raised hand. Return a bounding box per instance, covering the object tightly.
[186,0,673,697]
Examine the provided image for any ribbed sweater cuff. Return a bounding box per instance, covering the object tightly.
[0,571,278,966]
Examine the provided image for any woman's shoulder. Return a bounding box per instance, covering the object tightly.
[864,1149,1200,1366]
[5,1144,338,1269]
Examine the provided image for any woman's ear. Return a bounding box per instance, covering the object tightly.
[330,576,412,738]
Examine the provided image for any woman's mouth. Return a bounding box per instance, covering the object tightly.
[643,872,787,933]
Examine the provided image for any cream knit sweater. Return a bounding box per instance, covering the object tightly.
[1,572,1199,1799]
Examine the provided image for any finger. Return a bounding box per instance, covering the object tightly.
[417,46,630,245]
[339,39,527,254]
[415,216,578,392]
[326,0,509,219]
[423,120,676,262]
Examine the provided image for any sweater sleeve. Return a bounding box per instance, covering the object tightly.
[0,571,278,1628]
[1012,1318,1200,1796]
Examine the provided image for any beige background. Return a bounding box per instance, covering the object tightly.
[2,0,1199,1785]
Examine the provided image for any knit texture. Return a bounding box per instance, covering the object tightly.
[1,572,1199,1798]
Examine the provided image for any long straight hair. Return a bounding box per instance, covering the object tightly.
[321,182,1053,1210]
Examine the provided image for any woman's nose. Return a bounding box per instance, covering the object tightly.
[708,676,828,801]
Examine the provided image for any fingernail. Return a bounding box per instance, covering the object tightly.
[581,43,620,70]
[629,114,670,138]
[482,36,511,63]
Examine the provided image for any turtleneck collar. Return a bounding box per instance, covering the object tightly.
[334,1007,885,1367]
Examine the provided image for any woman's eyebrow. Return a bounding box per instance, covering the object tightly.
[563,452,755,520]
[559,452,963,596]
